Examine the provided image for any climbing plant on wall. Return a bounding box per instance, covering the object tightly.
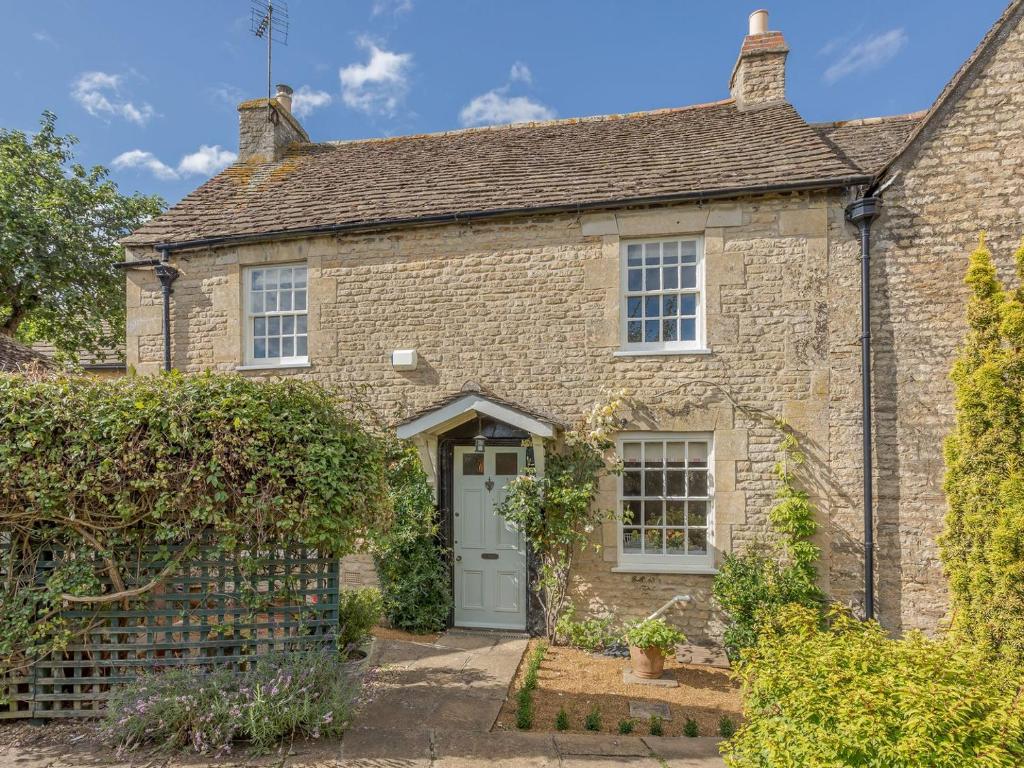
[942,234,1024,665]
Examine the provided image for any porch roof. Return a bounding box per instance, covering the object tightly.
[395,389,560,440]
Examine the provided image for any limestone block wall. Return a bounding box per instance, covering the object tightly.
[126,192,870,642]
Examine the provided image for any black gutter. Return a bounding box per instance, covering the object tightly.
[136,174,871,254]
[114,253,178,372]
[845,195,881,622]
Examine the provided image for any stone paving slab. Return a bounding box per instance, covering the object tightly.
[553,733,652,757]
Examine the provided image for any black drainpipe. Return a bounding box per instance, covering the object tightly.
[153,249,179,372]
[845,195,881,622]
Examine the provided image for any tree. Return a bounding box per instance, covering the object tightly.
[0,112,164,361]
[942,234,1024,665]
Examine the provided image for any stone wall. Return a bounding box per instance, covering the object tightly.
[830,5,1024,634]
[126,192,871,642]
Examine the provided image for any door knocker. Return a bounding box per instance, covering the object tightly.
[485,478,495,492]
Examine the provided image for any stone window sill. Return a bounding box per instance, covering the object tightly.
[612,564,718,575]
[613,348,713,358]
[236,362,312,372]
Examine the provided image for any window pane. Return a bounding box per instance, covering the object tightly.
[689,470,708,497]
[628,269,642,292]
[688,500,708,527]
[294,267,307,287]
[296,335,308,357]
[253,338,266,358]
[254,317,266,336]
[627,244,642,266]
[644,243,660,264]
[687,528,708,555]
[644,320,659,343]
[666,500,686,526]
[662,295,678,316]
[645,470,664,496]
[279,268,292,289]
[462,453,484,475]
[642,501,663,526]
[681,266,697,288]
[681,241,697,259]
[623,471,641,497]
[667,442,686,467]
[627,297,642,318]
[666,470,684,496]
[265,292,278,311]
[623,443,642,466]
[268,338,280,358]
[495,452,519,476]
[662,319,678,342]
[645,442,663,467]
[282,315,294,335]
[645,268,660,291]
[268,316,280,335]
[681,318,696,341]
[264,270,278,290]
[623,528,642,554]
[680,294,697,316]
[663,241,678,263]
[251,293,264,313]
[297,315,308,334]
[644,296,660,318]
[627,321,642,343]
[622,499,642,525]
[644,529,663,554]
[295,291,307,311]
[251,270,264,290]
[666,529,687,554]
[282,337,294,357]
[663,266,678,290]
[280,292,293,311]
[688,442,708,467]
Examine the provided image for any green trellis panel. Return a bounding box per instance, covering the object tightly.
[0,537,339,719]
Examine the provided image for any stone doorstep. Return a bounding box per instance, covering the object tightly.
[675,643,731,669]
[622,669,679,687]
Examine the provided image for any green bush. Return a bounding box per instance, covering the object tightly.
[555,606,619,651]
[648,715,664,736]
[515,686,533,730]
[338,587,383,651]
[723,605,1024,768]
[373,443,452,633]
[683,718,699,738]
[104,650,357,755]
[622,617,686,653]
[555,708,570,731]
[942,235,1024,665]
[712,432,822,659]
[0,372,389,675]
[718,715,736,739]
[618,718,635,734]
[584,706,601,732]
[522,642,547,691]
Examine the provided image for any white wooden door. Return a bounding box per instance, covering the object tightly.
[453,445,528,630]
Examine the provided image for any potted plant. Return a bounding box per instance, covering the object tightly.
[623,617,687,679]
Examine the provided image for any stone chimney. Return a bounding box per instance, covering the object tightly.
[729,9,789,110]
[237,83,309,163]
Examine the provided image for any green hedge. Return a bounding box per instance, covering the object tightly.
[723,605,1024,768]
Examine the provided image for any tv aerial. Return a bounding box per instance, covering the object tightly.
[250,0,290,108]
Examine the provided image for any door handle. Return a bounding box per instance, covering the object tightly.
[455,555,462,562]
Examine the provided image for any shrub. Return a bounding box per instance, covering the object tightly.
[618,718,635,734]
[718,715,736,739]
[584,706,601,731]
[712,432,822,659]
[622,617,686,654]
[104,650,357,755]
[0,372,389,678]
[648,715,664,736]
[683,718,699,737]
[942,235,1024,665]
[555,708,570,731]
[515,686,533,730]
[372,443,452,633]
[723,605,1024,768]
[522,642,547,691]
[555,606,619,651]
[338,587,383,652]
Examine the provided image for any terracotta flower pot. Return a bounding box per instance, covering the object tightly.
[629,645,666,679]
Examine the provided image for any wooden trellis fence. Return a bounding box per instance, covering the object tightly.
[0,538,339,719]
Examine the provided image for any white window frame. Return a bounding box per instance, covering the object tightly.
[615,432,715,574]
[618,236,706,354]
[242,263,309,368]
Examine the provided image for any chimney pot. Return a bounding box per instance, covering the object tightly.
[749,9,769,35]
[275,83,294,114]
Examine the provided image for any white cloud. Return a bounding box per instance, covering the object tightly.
[208,83,245,108]
[291,85,333,118]
[459,91,555,127]
[32,31,56,46]
[339,37,412,116]
[111,149,178,180]
[509,62,532,84]
[72,71,155,125]
[823,29,908,84]
[112,144,237,181]
[372,0,413,16]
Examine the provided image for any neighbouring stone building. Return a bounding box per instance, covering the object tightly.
[121,5,1024,639]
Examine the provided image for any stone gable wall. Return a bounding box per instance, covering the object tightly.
[125,192,878,642]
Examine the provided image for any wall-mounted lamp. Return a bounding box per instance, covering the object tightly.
[473,415,486,453]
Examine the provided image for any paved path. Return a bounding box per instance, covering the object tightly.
[0,630,725,767]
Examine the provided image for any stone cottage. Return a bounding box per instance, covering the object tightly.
[121,4,1024,639]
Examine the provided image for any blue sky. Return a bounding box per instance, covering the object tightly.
[3,0,1009,204]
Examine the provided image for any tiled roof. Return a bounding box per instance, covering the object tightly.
[813,113,925,174]
[396,385,564,430]
[124,100,866,248]
[0,334,54,373]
